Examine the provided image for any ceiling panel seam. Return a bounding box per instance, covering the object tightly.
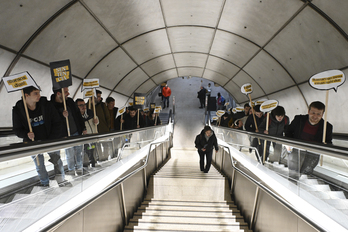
[200,0,227,79]
[158,0,180,81]
[223,2,309,106]
[0,0,79,91]
[78,0,158,98]
[309,3,348,42]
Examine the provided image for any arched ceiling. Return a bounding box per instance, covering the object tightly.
[0,0,348,131]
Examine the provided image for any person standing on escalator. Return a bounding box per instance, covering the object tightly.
[162,84,171,109]
[195,126,219,173]
[12,86,65,187]
[285,101,332,178]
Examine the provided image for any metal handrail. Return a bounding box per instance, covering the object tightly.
[0,123,170,162]
[212,125,348,161]
[38,135,171,232]
[218,144,325,232]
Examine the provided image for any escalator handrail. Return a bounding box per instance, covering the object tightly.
[38,134,172,232]
[0,122,172,162]
[219,144,328,232]
[212,125,348,161]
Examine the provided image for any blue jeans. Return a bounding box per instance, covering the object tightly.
[65,132,83,171]
[163,96,169,107]
[32,151,65,185]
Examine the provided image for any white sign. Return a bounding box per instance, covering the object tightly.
[2,72,40,93]
[116,106,126,118]
[235,107,244,112]
[256,99,267,105]
[260,100,279,113]
[83,88,96,99]
[128,102,133,107]
[224,102,230,106]
[216,110,225,117]
[143,107,149,112]
[241,83,253,95]
[154,108,161,113]
[155,106,162,110]
[81,78,100,91]
[212,116,218,121]
[232,108,237,114]
[309,70,345,92]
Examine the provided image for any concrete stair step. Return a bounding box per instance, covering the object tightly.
[125,221,249,231]
[143,199,235,206]
[136,207,241,215]
[323,199,348,209]
[300,184,331,191]
[133,210,242,218]
[130,215,246,225]
[139,204,237,212]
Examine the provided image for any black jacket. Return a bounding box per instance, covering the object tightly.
[50,94,85,136]
[285,114,333,144]
[245,114,265,132]
[197,88,206,100]
[195,129,219,152]
[123,111,145,130]
[12,97,62,142]
[146,116,161,127]
[259,113,289,136]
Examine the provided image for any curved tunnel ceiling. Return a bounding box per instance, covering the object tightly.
[0,0,348,131]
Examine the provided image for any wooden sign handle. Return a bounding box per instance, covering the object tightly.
[137,109,140,126]
[155,114,157,126]
[120,114,123,131]
[61,88,70,136]
[248,94,260,145]
[92,94,98,133]
[262,112,270,164]
[320,90,329,166]
[21,90,34,142]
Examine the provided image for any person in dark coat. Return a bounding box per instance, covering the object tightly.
[259,106,289,162]
[245,105,265,160]
[285,101,332,178]
[197,86,206,108]
[219,113,230,127]
[123,107,145,130]
[13,86,64,186]
[194,126,219,173]
[145,109,161,127]
[106,97,118,131]
[51,87,86,175]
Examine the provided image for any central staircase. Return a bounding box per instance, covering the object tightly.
[125,148,252,232]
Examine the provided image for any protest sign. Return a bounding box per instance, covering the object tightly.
[2,71,40,93]
[2,71,41,142]
[81,78,99,91]
[50,60,72,90]
[117,106,126,131]
[309,70,346,144]
[260,100,279,163]
[241,83,259,144]
[133,93,146,110]
[150,103,156,109]
[83,88,96,99]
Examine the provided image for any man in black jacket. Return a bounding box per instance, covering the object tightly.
[51,87,86,175]
[13,86,64,186]
[197,86,206,108]
[195,126,219,173]
[285,101,332,177]
[123,107,145,130]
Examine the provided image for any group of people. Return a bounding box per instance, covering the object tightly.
[12,86,162,187]
[214,100,332,177]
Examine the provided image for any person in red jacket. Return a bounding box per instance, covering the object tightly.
[162,84,172,109]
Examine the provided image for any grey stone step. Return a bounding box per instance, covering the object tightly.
[133,210,243,218]
[136,207,241,215]
[130,215,246,225]
[143,199,235,206]
[323,199,348,209]
[125,221,249,231]
[140,204,237,212]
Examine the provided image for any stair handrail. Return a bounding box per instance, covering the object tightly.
[212,125,348,161]
[218,144,327,232]
[0,123,171,162]
[31,132,172,232]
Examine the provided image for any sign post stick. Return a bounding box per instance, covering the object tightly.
[262,112,270,164]
[92,94,98,133]
[120,114,123,131]
[248,94,260,145]
[320,90,329,166]
[21,90,34,142]
[137,109,140,127]
[61,88,70,136]
[155,114,157,126]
